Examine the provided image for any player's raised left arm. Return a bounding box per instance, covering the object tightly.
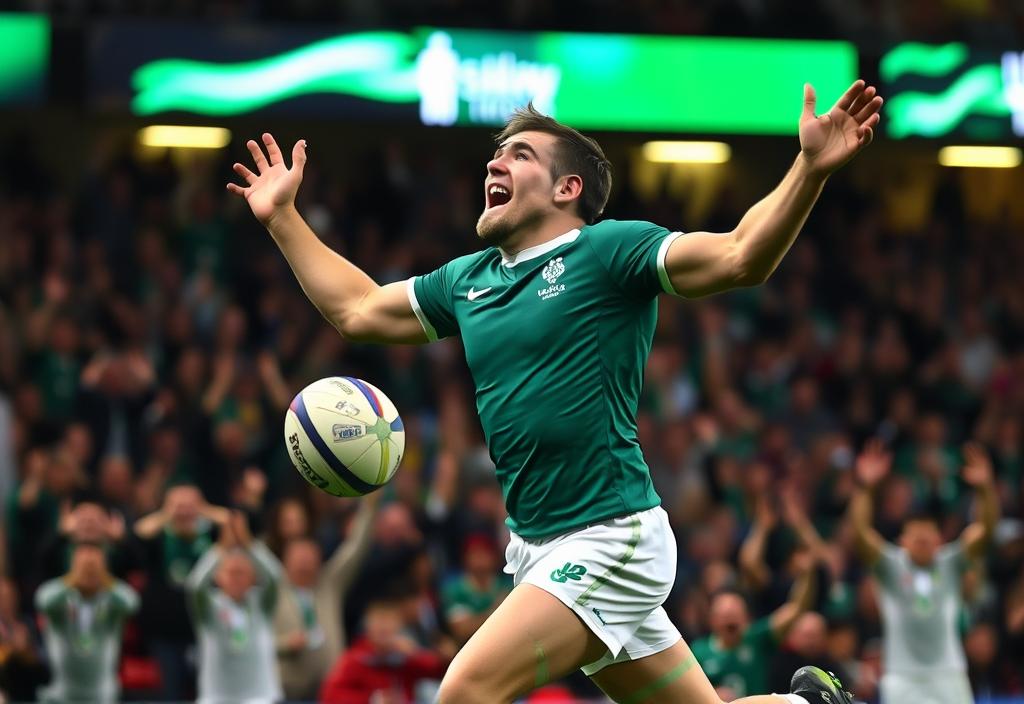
[228,134,428,344]
[663,80,882,298]
[960,443,1000,560]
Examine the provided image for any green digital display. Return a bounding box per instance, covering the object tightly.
[127,28,856,135]
[0,14,48,103]
[882,42,1022,139]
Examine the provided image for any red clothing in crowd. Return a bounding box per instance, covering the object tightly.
[319,637,446,704]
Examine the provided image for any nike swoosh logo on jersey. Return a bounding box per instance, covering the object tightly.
[467,287,493,301]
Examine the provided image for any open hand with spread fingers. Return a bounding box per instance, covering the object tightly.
[227,132,307,226]
[800,79,883,177]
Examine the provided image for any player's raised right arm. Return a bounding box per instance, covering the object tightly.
[228,133,427,344]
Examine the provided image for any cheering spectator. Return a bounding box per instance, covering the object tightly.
[344,502,425,639]
[134,482,230,701]
[34,543,139,703]
[187,510,284,704]
[75,350,157,475]
[690,557,816,698]
[265,495,315,558]
[38,494,134,584]
[7,447,82,595]
[441,533,512,645]
[275,493,380,701]
[769,611,848,693]
[850,440,1000,704]
[319,597,447,704]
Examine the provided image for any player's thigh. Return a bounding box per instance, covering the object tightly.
[590,638,722,704]
[437,583,607,704]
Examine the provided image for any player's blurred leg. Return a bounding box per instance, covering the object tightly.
[436,584,607,704]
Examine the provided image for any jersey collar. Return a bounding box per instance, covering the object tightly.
[499,228,581,267]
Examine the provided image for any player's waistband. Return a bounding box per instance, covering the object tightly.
[513,504,664,545]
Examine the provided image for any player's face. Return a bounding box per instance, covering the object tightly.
[900,520,942,566]
[477,131,561,245]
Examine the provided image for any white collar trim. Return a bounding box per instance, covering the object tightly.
[499,228,581,267]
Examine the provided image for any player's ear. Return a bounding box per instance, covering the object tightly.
[553,174,583,206]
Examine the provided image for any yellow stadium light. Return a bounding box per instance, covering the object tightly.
[938,145,1022,168]
[138,125,232,149]
[642,141,732,164]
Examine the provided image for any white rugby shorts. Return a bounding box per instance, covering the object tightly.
[504,506,681,675]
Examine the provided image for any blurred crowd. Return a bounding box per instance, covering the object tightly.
[0,119,1023,704]
[11,0,1024,43]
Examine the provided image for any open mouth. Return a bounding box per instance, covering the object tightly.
[486,183,512,210]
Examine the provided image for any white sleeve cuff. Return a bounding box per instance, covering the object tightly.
[406,277,439,342]
[656,231,685,296]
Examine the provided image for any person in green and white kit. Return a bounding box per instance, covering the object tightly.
[850,440,999,704]
[690,564,814,701]
[35,542,139,704]
[443,533,513,646]
[230,76,882,704]
[187,510,284,704]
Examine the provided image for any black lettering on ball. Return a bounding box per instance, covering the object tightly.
[289,432,329,490]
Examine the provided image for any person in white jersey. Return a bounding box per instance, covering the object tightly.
[35,542,139,704]
[850,440,1000,704]
[187,510,284,704]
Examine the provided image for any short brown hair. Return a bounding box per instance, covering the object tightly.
[496,104,612,224]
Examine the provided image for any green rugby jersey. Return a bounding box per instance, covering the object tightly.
[690,617,777,697]
[409,219,684,538]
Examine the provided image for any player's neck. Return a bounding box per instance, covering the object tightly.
[498,215,585,258]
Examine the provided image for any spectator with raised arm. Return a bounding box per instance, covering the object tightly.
[7,448,82,596]
[441,533,512,646]
[848,440,1000,704]
[38,494,135,585]
[134,482,230,701]
[34,543,139,703]
[692,553,817,698]
[75,350,156,475]
[187,510,284,704]
[275,492,381,701]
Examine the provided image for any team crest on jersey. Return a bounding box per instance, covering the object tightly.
[538,257,567,300]
[542,257,565,283]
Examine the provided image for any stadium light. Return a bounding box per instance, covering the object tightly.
[937,145,1022,168]
[138,125,232,149]
[642,141,732,164]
